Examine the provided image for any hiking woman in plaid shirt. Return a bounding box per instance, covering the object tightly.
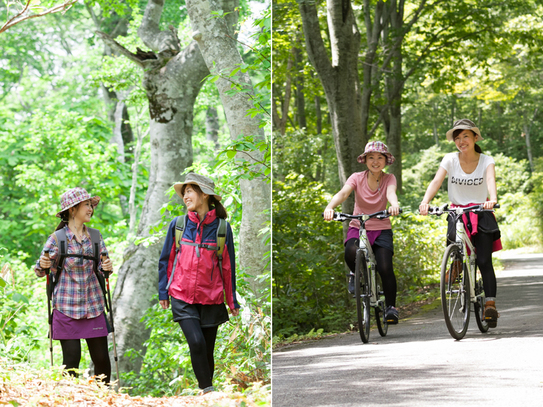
[35,187,113,383]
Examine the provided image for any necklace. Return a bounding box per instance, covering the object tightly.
[370,171,382,192]
[368,170,385,202]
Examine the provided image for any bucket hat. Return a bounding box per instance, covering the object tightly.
[56,187,100,218]
[357,141,395,166]
[446,119,483,142]
[174,173,222,201]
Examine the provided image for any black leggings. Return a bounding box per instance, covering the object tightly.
[60,336,111,383]
[472,232,497,298]
[345,238,397,307]
[178,319,218,389]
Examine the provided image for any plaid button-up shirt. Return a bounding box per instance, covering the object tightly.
[35,226,108,320]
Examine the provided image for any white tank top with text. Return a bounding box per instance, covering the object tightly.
[440,152,495,205]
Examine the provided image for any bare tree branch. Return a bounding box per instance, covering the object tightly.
[95,31,147,68]
[0,0,77,34]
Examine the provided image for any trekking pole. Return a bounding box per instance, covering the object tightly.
[101,252,120,387]
[43,249,53,367]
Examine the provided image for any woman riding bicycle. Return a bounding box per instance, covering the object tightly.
[324,141,401,324]
[419,119,502,328]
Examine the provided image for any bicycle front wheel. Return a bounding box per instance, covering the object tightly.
[355,250,371,343]
[441,245,470,340]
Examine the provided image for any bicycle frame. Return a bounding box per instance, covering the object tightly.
[451,208,479,305]
[356,218,379,306]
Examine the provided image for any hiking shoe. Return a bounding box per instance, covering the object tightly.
[385,306,399,324]
[484,300,499,328]
[348,274,355,295]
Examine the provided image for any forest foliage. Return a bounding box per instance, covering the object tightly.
[1,0,271,400]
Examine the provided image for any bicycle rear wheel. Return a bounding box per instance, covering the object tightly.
[473,266,489,333]
[355,250,370,343]
[441,245,470,340]
[375,271,388,337]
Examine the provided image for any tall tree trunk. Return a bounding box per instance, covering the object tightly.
[314,94,325,183]
[523,107,537,172]
[293,45,307,129]
[433,101,439,146]
[384,0,403,192]
[205,106,220,150]
[299,0,364,216]
[272,52,293,135]
[186,0,270,298]
[451,94,456,125]
[87,3,134,216]
[97,0,210,377]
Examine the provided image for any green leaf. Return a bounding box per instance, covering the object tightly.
[11,292,29,304]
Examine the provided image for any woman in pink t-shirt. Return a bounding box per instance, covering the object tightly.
[324,141,401,324]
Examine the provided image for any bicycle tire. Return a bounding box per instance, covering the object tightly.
[375,271,388,337]
[441,244,470,340]
[473,266,489,333]
[355,250,370,343]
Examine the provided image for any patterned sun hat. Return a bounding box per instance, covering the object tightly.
[446,119,483,142]
[357,141,395,166]
[56,187,100,218]
[174,173,222,201]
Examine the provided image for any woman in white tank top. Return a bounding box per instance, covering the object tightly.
[419,119,502,328]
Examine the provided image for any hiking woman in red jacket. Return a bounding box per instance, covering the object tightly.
[158,173,240,394]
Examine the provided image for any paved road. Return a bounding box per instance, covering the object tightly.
[272,253,543,406]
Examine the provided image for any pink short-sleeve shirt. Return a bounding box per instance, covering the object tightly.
[345,170,397,230]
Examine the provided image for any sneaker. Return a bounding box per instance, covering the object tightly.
[484,300,499,328]
[348,274,355,294]
[385,305,399,324]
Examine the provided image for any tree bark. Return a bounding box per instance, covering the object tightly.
[272,51,294,135]
[384,0,404,192]
[205,106,220,150]
[433,101,439,146]
[97,0,210,376]
[299,0,364,216]
[186,0,271,297]
[523,107,537,172]
[87,3,133,216]
[293,45,307,130]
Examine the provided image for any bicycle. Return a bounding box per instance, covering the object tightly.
[427,203,499,340]
[330,209,401,343]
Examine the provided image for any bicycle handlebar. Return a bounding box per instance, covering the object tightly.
[428,203,500,216]
[325,208,403,222]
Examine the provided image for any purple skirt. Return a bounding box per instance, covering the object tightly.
[345,227,382,246]
[52,310,108,340]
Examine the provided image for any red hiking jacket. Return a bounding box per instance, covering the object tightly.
[158,209,239,310]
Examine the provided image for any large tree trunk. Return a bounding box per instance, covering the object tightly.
[186,0,271,298]
[523,107,537,173]
[86,4,134,216]
[97,0,209,377]
[293,44,307,129]
[299,0,364,216]
[205,106,220,150]
[271,50,294,135]
[384,0,404,192]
